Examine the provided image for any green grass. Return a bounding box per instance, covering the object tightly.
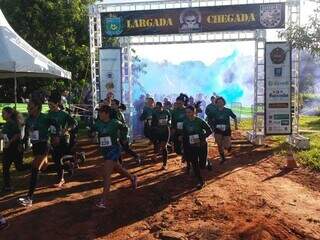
[238,116,320,171]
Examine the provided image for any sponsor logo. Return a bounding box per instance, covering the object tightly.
[269,90,289,98]
[106,17,123,36]
[260,4,283,28]
[270,47,286,64]
[180,9,202,33]
[268,80,290,86]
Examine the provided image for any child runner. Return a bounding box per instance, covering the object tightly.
[18,97,60,207]
[92,105,137,209]
[151,102,171,170]
[211,97,238,164]
[111,99,141,164]
[183,105,212,189]
[47,93,77,187]
[1,107,29,192]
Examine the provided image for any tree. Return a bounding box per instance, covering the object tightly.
[280,2,320,56]
[0,0,95,102]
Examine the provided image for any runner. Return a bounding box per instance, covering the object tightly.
[140,97,155,146]
[18,97,60,207]
[111,99,141,164]
[205,96,217,130]
[171,96,186,158]
[1,107,29,192]
[47,93,77,187]
[211,97,238,164]
[183,105,212,189]
[152,102,171,170]
[92,105,137,209]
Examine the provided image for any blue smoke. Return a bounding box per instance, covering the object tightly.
[133,49,253,105]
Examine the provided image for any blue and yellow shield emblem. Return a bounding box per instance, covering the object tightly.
[106,17,123,36]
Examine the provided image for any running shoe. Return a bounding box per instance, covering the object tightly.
[196,181,205,190]
[135,156,142,165]
[54,179,65,188]
[161,165,168,170]
[96,201,107,209]
[79,152,86,164]
[131,175,138,190]
[18,197,32,207]
[219,156,226,165]
[207,162,213,171]
[0,218,9,231]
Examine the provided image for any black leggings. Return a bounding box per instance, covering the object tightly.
[119,140,139,164]
[173,133,183,155]
[51,139,70,181]
[185,144,208,183]
[2,143,29,188]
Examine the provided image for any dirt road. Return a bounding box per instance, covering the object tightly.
[1,132,319,239]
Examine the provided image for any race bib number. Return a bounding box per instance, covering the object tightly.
[145,119,152,126]
[189,134,200,145]
[216,124,226,131]
[31,130,39,141]
[3,134,9,143]
[100,136,112,147]
[159,118,168,126]
[177,122,183,130]
[49,125,57,134]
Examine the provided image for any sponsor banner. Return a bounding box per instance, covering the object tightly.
[101,3,285,37]
[99,48,122,101]
[265,42,292,135]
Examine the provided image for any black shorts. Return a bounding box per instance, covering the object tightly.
[214,128,231,136]
[32,142,49,156]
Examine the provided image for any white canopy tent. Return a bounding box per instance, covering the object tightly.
[0,9,71,105]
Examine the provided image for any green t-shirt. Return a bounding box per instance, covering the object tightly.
[140,107,154,125]
[25,113,59,143]
[183,117,212,145]
[93,119,127,146]
[171,107,186,131]
[2,120,21,142]
[47,110,76,135]
[205,104,218,126]
[212,107,237,131]
[152,109,171,128]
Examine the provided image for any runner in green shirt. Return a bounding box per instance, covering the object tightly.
[48,93,78,188]
[152,102,171,170]
[111,99,141,164]
[205,96,218,129]
[1,107,29,192]
[140,97,155,143]
[212,97,238,164]
[18,96,60,207]
[92,105,137,209]
[183,105,212,189]
[171,96,186,157]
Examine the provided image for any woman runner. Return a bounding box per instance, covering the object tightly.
[18,97,60,207]
[47,93,77,187]
[211,97,238,164]
[92,105,137,209]
[1,107,29,192]
[183,105,212,189]
[151,102,171,170]
[111,99,141,164]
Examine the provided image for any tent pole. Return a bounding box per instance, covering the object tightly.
[14,63,17,109]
